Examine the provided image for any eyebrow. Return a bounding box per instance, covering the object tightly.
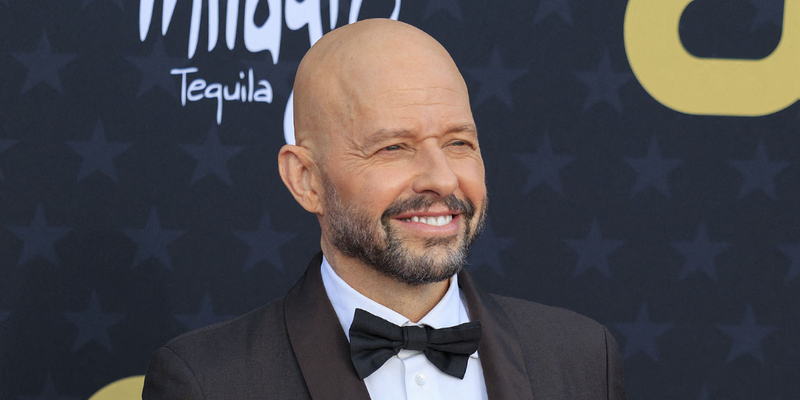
[361,129,414,150]
[362,124,478,150]
[450,124,478,137]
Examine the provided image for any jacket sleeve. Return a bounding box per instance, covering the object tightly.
[142,346,205,400]
[604,326,627,400]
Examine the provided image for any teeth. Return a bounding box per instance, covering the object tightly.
[406,215,453,226]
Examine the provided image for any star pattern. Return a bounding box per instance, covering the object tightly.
[613,303,672,361]
[11,31,77,94]
[697,384,710,400]
[746,0,784,31]
[467,220,515,275]
[533,0,573,25]
[718,305,776,364]
[0,139,16,180]
[625,137,683,197]
[6,204,71,267]
[672,222,729,281]
[515,134,574,195]
[575,51,633,113]
[18,374,81,400]
[424,0,464,21]
[67,120,131,182]
[175,293,235,332]
[235,211,295,272]
[565,219,624,278]
[181,127,244,186]
[126,38,187,98]
[730,140,789,200]
[777,242,800,282]
[122,208,184,269]
[465,47,527,108]
[62,291,125,352]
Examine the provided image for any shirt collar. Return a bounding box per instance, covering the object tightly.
[320,255,472,342]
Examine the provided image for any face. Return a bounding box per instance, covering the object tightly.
[319,65,488,285]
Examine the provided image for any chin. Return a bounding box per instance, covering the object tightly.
[374,242,468,286]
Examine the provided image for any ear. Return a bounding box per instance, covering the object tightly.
[278,145,323,214]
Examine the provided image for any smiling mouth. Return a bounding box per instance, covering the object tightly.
[398,215,454,226]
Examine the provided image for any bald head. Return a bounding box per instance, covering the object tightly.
[292,19,470,156]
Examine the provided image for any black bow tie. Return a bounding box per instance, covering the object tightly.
[348,308,482,380]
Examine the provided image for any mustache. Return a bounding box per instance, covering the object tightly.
[381,194,475,222]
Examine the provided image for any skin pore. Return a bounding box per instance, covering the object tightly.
[278,19,487,322]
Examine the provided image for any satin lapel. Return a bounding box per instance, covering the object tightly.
[458,270,535,400]
[284,252,372,400]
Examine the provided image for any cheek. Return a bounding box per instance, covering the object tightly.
[330,165,412,214]
[360,169,413,206]
[455,160,486,198]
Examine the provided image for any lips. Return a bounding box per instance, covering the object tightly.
[381,194,474,229]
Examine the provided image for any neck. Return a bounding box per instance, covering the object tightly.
[322,242,450,323]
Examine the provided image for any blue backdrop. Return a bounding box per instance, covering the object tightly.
[0,0,798,398]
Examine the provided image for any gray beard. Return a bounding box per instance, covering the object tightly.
[322,181,487,286]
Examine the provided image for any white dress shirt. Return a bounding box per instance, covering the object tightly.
[320,256,489,400]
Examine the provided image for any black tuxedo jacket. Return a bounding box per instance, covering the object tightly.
[143,253,626,399]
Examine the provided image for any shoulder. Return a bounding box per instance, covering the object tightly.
[164,297,289,366]
[143,297,308,399]
[490,294,604,330]
[486,294,626,398]
[489,294,612,354]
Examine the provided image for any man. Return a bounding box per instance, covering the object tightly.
[143,19,626,400]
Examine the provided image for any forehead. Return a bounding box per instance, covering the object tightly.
[343,70,474,132]
[350,91,473,145]
[305,26,475,147]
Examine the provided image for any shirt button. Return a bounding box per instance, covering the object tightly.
[414,372,426,386]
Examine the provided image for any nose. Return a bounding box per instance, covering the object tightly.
[411,145,459,197]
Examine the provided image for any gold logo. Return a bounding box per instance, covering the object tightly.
[89,376,145,400]
[624,0,798,116]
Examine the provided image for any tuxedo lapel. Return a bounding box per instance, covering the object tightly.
[458,270,535,400]
[284,253,534,400]
[284,252,372,400]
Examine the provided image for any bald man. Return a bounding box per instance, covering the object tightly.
[143,19,626,400]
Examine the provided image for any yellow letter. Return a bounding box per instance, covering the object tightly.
[624,0,800,116]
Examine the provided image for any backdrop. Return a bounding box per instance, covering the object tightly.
[1,0,798,399]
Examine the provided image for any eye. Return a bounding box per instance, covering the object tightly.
[374,143,407,157]
[382,144,402,151]
[448,139,474,149]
